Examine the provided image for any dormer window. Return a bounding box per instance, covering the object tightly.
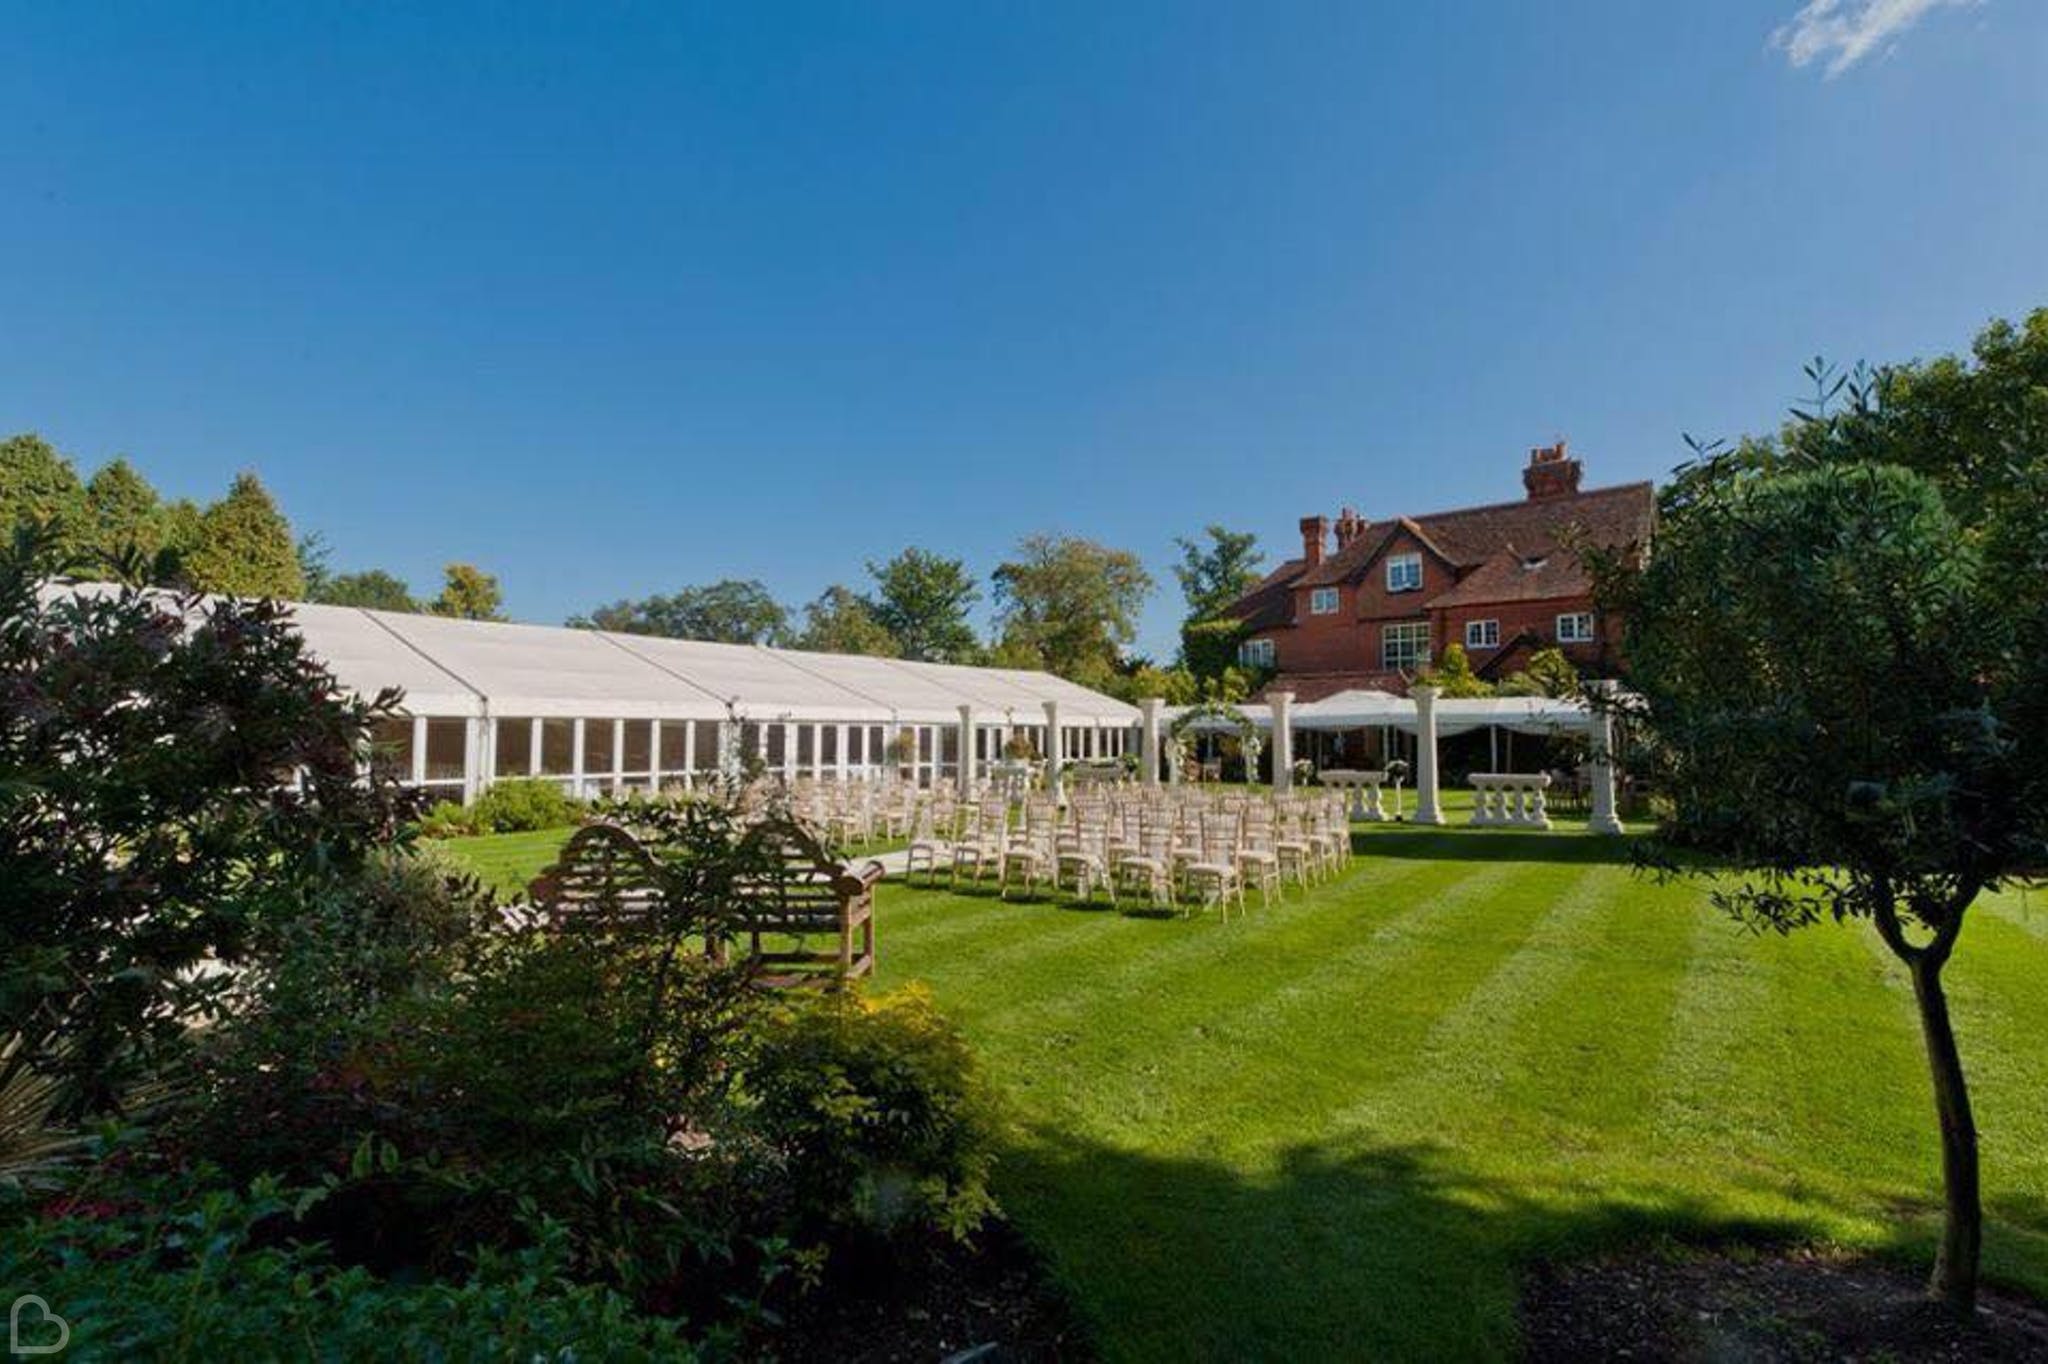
[1386,553,1422,593]
[1309,586,1340,615]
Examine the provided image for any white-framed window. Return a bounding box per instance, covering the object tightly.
[1556,612,1595,644]
[1465,618,1500,649]
[1385,552,1422,593]
[1382,621,1430,670]
[1239,637,1276,668]
[1309,586,1340,615]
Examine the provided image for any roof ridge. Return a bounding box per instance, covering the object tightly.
[1400,479,1654,526]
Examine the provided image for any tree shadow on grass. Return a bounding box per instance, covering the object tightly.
[1352,826,1643,867]
[994,1126,1921,1362]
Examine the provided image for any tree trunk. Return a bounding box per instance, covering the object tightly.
[1909,953,1981,1313]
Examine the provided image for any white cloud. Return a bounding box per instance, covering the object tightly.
[1771,0,1977,77]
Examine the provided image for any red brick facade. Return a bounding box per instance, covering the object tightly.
[1226,444,1652,700]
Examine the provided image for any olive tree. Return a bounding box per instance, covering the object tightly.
[1610,461,2037,1311]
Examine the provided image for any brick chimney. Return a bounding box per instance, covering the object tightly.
[1524,440,1583,501]
[1332,506,1366,550]
[1298,514,1329,566]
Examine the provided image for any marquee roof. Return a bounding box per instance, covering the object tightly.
[40,583,1140,727]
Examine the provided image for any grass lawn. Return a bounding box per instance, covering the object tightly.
[429,825,578,898]
[871,812,2048,1361]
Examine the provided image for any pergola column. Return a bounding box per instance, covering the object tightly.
[957,705,977,796]
[1269,691,1296,795]
[1139,697,1163,786]
[1587,680,1625,835]
[1412,684,1446,825]
[1043,699,1063,804]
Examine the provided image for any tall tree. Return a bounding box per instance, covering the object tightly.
[571,580,789,645]
[82,458,166,575]
[427,563,505,621]
[1602,315,2048,1311]
[795,585,899,657]
[867,548,981,662]
[991,533,1152,688]
[319,569,418,612]
[0,433,88,557]
[1173,525,1262,622]
[186,472,305,599]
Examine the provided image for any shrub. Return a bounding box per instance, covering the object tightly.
[0,524,415,1113]
[743,986,1000,1247]
[470,777,585,833]
[1,1165,701,1360]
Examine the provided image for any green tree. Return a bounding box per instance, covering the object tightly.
[0,433,87,557]
[1110,661,1199,705]
[319,569,418,612]
[795,585,899,656]
[1173,525,1262,622]
[570,580,789,644]
[867,548,981,662]
[82,458,166,576]
[1610,459,2037,1313]
[991,533,1153,686]
[1497,646,1580,698]
[1416,641,1492,698]
[428,563,506,621]
[186,472,305,599]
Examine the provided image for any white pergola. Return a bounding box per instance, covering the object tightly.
[1142,684,1626,834]
[45,584,1140,802]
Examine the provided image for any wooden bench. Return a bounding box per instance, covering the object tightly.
[528,818,881,989]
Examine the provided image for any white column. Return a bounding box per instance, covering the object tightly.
[1412,685,1445,825]
[649,719,662,786]
[528,717,543,777]
[410,714,428,788]
[571,717,587,798]
[611,718,626,792]
[957,705,977,796]
[463,716,485,803]
[1269,691,1296,795]
[1043,699,1063,804]
[683,718,698,789]
[782,722,797,783]
[1587,681,1625,835]
[1139,698,1163,786]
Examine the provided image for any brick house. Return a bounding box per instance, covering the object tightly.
[1224,443,1653,701]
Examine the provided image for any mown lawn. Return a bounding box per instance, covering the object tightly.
[430,825,578,898]
[872,816,2048,1361]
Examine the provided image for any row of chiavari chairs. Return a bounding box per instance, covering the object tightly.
[907,786,1354,919]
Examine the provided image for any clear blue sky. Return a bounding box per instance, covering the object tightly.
[4,1,2042,657]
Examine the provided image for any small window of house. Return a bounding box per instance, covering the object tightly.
[1386,553,1422,593]
[1556,612,1595,643]
[1309,586,1340,615]
[1239,637,1276,668]
[1465,619,1500,649]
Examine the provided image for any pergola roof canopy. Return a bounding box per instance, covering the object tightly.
[40,582,1139,727]
[1164,690,1617,735]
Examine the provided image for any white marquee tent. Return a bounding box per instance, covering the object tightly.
[46,585,1139,801]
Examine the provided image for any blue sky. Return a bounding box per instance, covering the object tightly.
[3,1,2042,657]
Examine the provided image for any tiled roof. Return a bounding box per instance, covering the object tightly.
[1232,557,1307,631]
[1422,548,1590,609]
[1252,670,1414,702]
[1231,479,1654,614]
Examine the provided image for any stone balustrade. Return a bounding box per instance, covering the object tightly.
[1468,772,1552,829]
[1318,769,1390,822]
